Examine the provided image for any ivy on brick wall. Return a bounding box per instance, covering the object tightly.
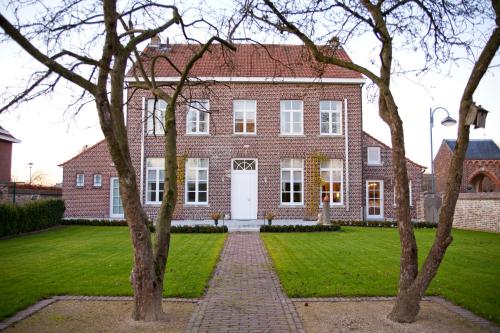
[176,151,189,203]
[305,152,327,220]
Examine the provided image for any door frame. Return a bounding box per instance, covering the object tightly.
[366,180,384,220]
[109,177,124,219]
[231,158,258,220]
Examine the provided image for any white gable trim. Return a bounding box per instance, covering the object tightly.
[125,76,366,84]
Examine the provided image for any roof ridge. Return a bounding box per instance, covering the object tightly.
[58,139,106,166]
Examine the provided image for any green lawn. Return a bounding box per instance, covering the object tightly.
[261,227,500,323]
[0,226,226,320]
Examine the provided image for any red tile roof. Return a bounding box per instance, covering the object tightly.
[127,43,363,79]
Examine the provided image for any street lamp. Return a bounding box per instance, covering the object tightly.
[28,162,33,184]
[430,107,457,193]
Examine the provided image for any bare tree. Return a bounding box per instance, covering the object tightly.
[243,0,500,323]
[0,0,234,321]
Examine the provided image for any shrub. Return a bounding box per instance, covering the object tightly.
[0,200,65,237]
[332,220,437,228]
[61,219,228,233]
[260,224,341,232]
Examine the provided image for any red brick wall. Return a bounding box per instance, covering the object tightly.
[0,141,13,183]
[362,133,424,220]
[434,143,453,194]
[127,83,364,221]
[62,140,118,218]
[434,143,500,193]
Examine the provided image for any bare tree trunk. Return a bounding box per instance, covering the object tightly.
[388,17,500,322]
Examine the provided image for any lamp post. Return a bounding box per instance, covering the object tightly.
[28,162,33,184]
[430,107,457,193]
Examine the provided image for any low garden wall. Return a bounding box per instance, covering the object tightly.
[453,192,500,233]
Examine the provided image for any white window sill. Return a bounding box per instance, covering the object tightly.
[320,204,345,208]
[185,133,210,136]
[76,185,84,188]
[279,134,305,137]
[367,163,383,166]
[279,204,305,208]
[146,134,165,137]
[184,203,210,207]
[233,133,257,136]
[145,202,162,206]
[319,134,343,137]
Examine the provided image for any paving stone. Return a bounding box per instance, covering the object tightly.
[187,232,305,332]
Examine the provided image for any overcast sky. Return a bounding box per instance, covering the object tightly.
[0,2,499,185]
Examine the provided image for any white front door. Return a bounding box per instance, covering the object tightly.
[366,180,384,220]
[110,177,124,218]
[231,159,258,219]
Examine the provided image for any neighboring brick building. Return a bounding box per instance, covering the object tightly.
[0,125,20,183]
[61,43,424,221]
[434,139,500,193]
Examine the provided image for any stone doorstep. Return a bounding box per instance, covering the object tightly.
[0,296,200,331]
[292,296,500,333]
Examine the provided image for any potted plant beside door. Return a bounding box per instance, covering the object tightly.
[265,212,276,226]
[211,212,221,226]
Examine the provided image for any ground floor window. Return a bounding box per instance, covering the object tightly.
[146,158,164,204]
[320,159,343,205]
[110,177,124,218]
[367,180,384,218]
[281,158,303,205]
[185,158,209,204]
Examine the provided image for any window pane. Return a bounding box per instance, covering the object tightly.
[281,160,291,168]
[246,122,255,133]
[235,122,244,133]
[199,111,207,121]
[293,182,301,192]
[198,170,208,181]
[293,122,301,133]
[282,170,290,181]
[293,192,302,202]
[198,122,207,133]
[291,100,302,110]
[187,192,196,202]
[320,171,330,182]
[187,182,196,191]
[235,111,244,121]
[198,192,207,202]
[282,192,291,203]
[199,182,207,191]
[283,182,291,191]
[293,170,301,180]
[293,111,301,122]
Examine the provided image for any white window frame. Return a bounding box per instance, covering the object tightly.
[93,174,102,187]
[76,173,84,187]
[366,180,384,219]
[186,100,210,135]
[233,100,257,134]
[394,180,413,207]
[146,158,164,205]
[280,159,304,205]
[185,158,209,205]
[146,99,167,136]
[320,101,342,135]
[109,177,124,218]
[367,147,382,165]
[280,100,303,135]
[319,159,344,206]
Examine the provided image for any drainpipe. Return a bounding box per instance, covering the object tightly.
[344,98,349,212]
[140,97,145,205]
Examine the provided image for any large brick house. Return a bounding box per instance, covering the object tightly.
[434,139,500,193]
[60,43,424,221]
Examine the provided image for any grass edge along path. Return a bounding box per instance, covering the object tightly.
[0,226,226,321]
[261,227,500,324]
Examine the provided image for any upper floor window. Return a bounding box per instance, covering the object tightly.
[187,100,209,134]
[320,159,343,205]
[233,100,256,134]
[320,101,342,135]
[367,147,381,165]
[185,158,209,204]
[93,174,102,187]
[280,100,303,135]
[281,158,303,205]
[146,158,164,204]
[76,173,84,187]
[146,99,167,135]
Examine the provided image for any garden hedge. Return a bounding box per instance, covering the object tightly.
[332,220,437,228]
[260,224,341,232]
[0,200,65,237]
[61,219,228,233]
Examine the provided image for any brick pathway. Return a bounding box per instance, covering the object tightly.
[187,232,305,333]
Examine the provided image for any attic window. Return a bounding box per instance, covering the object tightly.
[367,147,381,165]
